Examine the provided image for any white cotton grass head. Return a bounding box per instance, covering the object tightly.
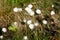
[25,7,32,13]
[27,20,32,25]
[0,35,3,39]
[23,36,28,40]
[18,8,22,12]
[29,24,35,30]
[12,22,18,27]
[13,22,18,26]
[23,19,27,23]
[25,7,35,16]
[52,4,54,8]
[34,22,39,26]
[51,11,55,15]
[29,11,35,16]
[36,9,41,14]
[42,20,47,24]
[28,4,33,9]
[25,7,30,11]
[2,28,7,32]
[13,7,19,12]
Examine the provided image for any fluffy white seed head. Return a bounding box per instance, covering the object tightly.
[51,11,55,15]
[23,19,27,23]
[25,7,32,13]
[27,20,32,25]
[18,8,22,12]
[14,22,18,25]
[29,24,35,30]
[12,22,18,27]
[36,9,41,14]
[13,7,19,12]
[28,4,33,9]
[52,4,54,8]
[42,20,47,24]
[0,35,3,39]
[24,36,28,40]
[2,28,7,32]
[34,22,39,26]
[25,7,30,11]
[29,11,35,16]
[25,7,35,16]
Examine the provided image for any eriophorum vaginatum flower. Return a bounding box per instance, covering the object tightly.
[50,10,55,15]
[18,8,22,12]
[0,35,3,39]
[25,7,35,16]
[23,18,27,23]
[27,20,32,25]
[42,20,47,24]
[23,36,28,40]
[52,4,54,8]
[2,28,7,32]
[12,22,18,28]
[29,24,35,30]
[13,7,19,12]
[29,11,35,16]
[28,4,33,9]
[36,9,41,14]
[34,22,39,26]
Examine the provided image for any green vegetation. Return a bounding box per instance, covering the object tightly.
[0,0,60,40]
